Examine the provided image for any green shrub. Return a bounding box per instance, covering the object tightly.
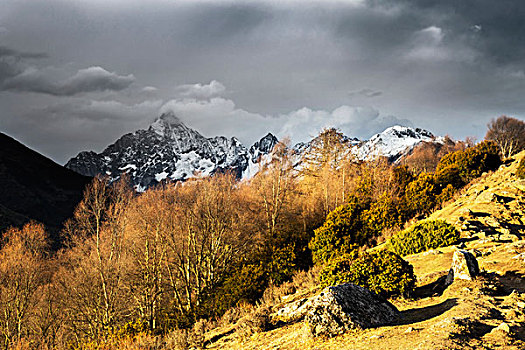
[404,173,437,216]
[363,193,401,234]
[206,263,266,318]
[517,157,525,179]
[434,164,464,189]
[436,184,456,205]
[436,141,501,184]
[320,251,415,298]
[309,198,370,265]
[389,220,459,256]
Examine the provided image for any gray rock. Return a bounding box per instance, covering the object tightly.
[273,283,399,337]
[446,249,480,285]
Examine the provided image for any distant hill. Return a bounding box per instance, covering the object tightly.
[0,132,91,243]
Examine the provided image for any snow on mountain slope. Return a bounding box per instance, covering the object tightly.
[354,125,435,161]
[65,112,278,190]
[66,114,438,190]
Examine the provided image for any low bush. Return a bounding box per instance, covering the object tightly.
[389,220,459,256]
[517,157,525,179]
[319,250,416,298]
[235,306,271,339]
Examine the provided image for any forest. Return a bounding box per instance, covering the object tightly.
[0,115,524,349]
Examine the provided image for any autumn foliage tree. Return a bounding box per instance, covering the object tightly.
[299,128,356,217]
[0,222,52,348]
[400,136,466,174]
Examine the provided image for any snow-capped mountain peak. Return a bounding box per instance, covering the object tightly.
[66,113,279,190]
[355,125,435,161]
[149,111,199,138]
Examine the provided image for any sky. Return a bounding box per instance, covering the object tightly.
[1,0,525,164]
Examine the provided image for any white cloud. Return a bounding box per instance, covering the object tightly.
[160,97,273,142]
[405,26,448,61]
[471,24,482,32]
[142,86,158,92]
[278,105,412,141]
[160,91,412,145]
[60,66,135,95]
[176,80,226,99]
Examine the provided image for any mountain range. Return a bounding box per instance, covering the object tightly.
[65,112,438,189]
[66,112,278,190]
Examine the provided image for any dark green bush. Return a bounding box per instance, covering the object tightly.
[319,250,415,298]
[309,198,370,265]
[436,141,501,185]
[404,173,437,216]
[205,263,266,318]
[517,157,525,179]
[389,220,459,256]
[434,164,464,189]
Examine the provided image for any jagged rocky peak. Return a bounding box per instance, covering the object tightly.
[256,133,278,152]
[66,116,441,190]
[250,133,278,161]
[380,125,434,140]
[149,111,196,137]
[65,112,279,190]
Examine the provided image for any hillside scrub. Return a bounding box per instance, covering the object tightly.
[436,140,501,186]
[319,251,416,298]
[388,220,459,256]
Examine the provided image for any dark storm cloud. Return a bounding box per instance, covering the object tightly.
[370,0,525,66]
[0,46,47,59]
[2,65,135,96]
[0,0,524,163]
[0,45,46,83]
[349,89,383,98]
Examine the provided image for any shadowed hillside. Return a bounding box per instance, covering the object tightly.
[0,132,91,243]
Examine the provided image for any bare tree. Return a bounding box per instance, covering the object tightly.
[486,115,525,158]
[123,187,171,331]
[160,175,252,323]
[57,177,133,342]
[299,128,356,216]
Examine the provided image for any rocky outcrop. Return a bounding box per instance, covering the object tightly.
[446,249,480,285]
[272,283,399,337]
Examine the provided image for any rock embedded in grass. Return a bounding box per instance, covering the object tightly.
[446,249,480,285]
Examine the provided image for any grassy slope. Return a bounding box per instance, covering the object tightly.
[207,152,525,350]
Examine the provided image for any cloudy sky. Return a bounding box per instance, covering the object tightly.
[1,0,525,163]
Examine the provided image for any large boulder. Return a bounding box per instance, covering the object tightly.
[446,249,480,285]
[272,283,399,337]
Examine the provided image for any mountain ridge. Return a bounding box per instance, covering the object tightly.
[66,113,439,189]
[66,112,279,190]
